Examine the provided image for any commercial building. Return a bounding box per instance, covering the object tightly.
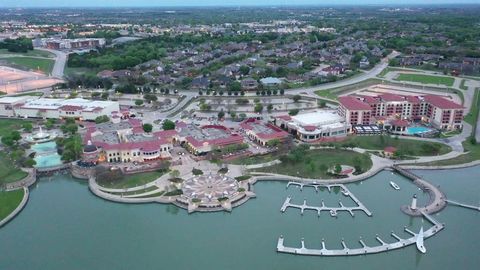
[36,38,106,50]
[83,119,176,163]
[175,123,244,155]
[239,118,291,146]
[338,93,464,130]
[0,97,120,121]
[274,110,348,142]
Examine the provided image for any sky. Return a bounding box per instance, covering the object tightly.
[2,0,480,8]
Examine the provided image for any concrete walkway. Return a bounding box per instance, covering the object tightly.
[0,187,29,228]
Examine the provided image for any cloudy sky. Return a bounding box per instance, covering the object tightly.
[2,0,479,7]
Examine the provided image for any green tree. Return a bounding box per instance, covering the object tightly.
[22,122,33,132]
[143,123,153,133]
[254,103,264,113]
[95,115,110,124]
[292,95,301,103]
[162,120,175,130]
[135,99,144,106]
[218,110,225,119]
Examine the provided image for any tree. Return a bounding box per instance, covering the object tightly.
[267,139,280,147]
[162,120,175,130]
[334,163,342,174]
[230,111,237,119]
[22,122,33,132]
[218,110,225,119]
[135,99,144,106]
[144,93,158,103]
[143,123,153,133]
[239,65,250,76]
[267,104,273,113]
[228,81,242,92]
[280,89,285,95]
[95,115,110,124]
[23,158,36,168]
[254,103,264,113]
[239,113,247,120]
[318,100,326,108]
[288,109,299,116]
[170,169,180,179]
[292,95,301,103]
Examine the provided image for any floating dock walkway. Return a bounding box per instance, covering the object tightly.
[277,211,444,256]
[283,182,372,217]
[446,200,480,211]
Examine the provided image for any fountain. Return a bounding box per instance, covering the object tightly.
[25,126,57,143]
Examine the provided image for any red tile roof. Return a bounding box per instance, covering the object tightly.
[423,95,463,110]
[338,96,372,111]
[240,118,289,140]
[390,119,409,127]
[379,93,405,102]
[384,146,397,153]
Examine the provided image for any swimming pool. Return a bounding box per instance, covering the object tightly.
[406,126,432,135]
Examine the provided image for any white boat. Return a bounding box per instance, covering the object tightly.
[416,226,426,254]
[390,181,400,190]
[341,189,350,196]
[330,209,337,217]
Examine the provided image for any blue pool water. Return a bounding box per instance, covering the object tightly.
[406,126,432,135]
[32,141,63,168]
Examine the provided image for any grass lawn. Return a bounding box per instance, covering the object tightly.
[12,92,44,97]
[395,73,455,87]
[0,57,54,74]
[0,118,31,137]
[416,141,480,166]
[254,149,372,179]
[321,135,451,156]
[463,88,479,127]
[228,153,279,165]
[0,189,24,221]
[0,152,28,184]
[64,66,99,77]
[99,170,166,189]
[0,49,55,58]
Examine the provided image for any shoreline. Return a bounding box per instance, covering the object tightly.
[0,187,29,228]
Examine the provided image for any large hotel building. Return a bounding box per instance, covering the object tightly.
[338,93,464,131]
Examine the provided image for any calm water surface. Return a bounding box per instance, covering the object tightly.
[1,167,479,270]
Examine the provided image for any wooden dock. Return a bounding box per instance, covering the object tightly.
[277,211,444,256]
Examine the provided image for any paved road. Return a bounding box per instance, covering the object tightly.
[35,48,68,78]
[285,51,400,96]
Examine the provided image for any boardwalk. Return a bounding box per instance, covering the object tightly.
[277,211,444,256]
[282,182,372,217]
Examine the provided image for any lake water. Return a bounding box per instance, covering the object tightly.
[0,167,479,270]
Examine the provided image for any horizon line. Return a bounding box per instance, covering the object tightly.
[2,3,480,8]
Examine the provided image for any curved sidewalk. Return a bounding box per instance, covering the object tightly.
[0,187,29,228]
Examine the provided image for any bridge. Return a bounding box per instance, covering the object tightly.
[277,211,444,256]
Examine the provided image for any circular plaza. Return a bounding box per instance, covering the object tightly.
[182,173,239,203]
